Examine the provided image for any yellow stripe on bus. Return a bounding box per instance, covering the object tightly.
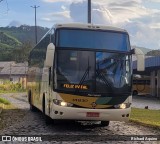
[59,93,112,109]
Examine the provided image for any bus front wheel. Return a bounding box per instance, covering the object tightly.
[101,121,110,126]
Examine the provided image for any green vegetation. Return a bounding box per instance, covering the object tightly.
[0,98,10,105]
[0,43,13,49]
[0,81,25,93]
[0,31,22,61]
[146,50,160,56]
[0,32,21,47]
[130,108,160,129]
[0,25,49,62]
[0,25,49,44]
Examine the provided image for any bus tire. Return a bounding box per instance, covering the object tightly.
[28,90,37,112]
[101,121,110,126]
[42,96,52,125]
[133,90,138,96]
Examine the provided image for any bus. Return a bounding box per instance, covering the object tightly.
[132,76,151,96]
[27,23,144,126]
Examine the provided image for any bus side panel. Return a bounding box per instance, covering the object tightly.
[27,30,52,111]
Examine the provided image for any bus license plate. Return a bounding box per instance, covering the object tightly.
[86,112,99,117]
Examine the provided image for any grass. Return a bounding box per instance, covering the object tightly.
[0,97,10,105]
[130,108,160,129]
[0,90,26,94]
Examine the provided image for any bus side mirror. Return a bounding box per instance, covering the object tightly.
[45,43,55,67]
[134,48,145,71]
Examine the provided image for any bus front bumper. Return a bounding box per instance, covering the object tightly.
[50,105,131,122]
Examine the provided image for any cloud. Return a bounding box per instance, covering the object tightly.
[68,0,160,49]
[147,0,160,2]
[7,20,21,27]
[40,0,160,49]
[131,11,160,28]
[61,5,66,10]
[150,23,160,29]
[41,11,72,23]
[70,1,87,23]
[41,17,52,22]
[108,0,142,7]
[124,22,160,49]
[69,0,149,25]
[42,0,79,3]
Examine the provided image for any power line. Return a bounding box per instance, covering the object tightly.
[31,5,40,44]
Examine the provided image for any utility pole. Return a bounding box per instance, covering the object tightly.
[31,5,40,44]
[88,0,91,23]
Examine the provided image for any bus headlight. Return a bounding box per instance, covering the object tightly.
[120,103,126,109]
[53,99,73,107]
[60,101,67,107]
[114,103,131,109]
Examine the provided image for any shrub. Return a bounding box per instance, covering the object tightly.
[0,81,25,92]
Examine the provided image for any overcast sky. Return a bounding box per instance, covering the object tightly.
[0,0,160,49]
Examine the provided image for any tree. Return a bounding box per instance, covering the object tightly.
[146,50,160,56]
[12,41,33,62]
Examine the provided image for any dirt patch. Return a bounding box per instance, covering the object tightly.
[0,105,27,130]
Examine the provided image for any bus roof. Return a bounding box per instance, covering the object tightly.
[53,23,127,33]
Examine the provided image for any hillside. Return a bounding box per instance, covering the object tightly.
[146,50,160,56]
[0,32,21,50]
[0,25,49,61]
[0,25,49,44]
[132,46,152,55]
[0,32,22,61]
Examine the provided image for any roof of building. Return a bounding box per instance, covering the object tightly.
[0,62,28,75]
[133,56,160,75]
[0,61,15,68]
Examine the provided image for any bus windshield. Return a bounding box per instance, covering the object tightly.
[57,29,130,51]
[55,50,132,95]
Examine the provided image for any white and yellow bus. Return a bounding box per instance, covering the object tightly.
[27,23,144,126]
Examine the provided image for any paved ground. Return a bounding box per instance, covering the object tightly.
[132,95,160,110]
[0,93,159,144]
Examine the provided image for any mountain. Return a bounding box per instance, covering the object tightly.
[0,32,22,61]
[0,25,49,45]
[0,25,49,62]
[146,50,160,56]
[0,32,21,49]
[132,46,152,55]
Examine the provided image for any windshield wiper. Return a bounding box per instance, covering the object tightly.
[96,68,113,92]
[74,57,90,94]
